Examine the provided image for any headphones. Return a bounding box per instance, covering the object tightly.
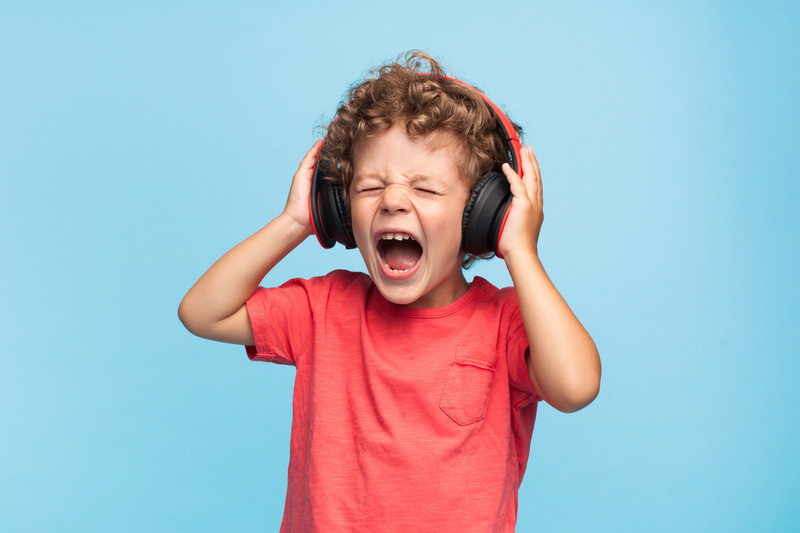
[309,75,522,257]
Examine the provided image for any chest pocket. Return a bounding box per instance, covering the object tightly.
[439,355,496,426]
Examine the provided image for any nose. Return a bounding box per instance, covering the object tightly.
[379,184,410,214]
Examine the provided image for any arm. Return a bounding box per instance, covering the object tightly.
[178,140,323,345]
[498,146,601,413]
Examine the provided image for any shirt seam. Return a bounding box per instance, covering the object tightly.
[374,279,488,319]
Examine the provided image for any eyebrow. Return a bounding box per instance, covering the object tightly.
[352,173,444,186]
[409,174,441,184]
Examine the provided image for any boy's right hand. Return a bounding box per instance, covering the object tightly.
[281,139,324,237]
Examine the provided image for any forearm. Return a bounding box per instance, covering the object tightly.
[178,212,308,343]
[506,249,601,412]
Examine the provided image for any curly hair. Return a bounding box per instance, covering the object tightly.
[321,50,523,267]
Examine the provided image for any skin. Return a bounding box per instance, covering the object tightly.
[498,146,601,412]
[349,124,470,308]
[179,129,601,413]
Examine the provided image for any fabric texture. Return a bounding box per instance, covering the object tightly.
[245,270,541,532]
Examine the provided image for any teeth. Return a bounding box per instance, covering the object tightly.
[380,257,412,273]
[380,232,414,241]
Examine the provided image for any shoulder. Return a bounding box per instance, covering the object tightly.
[471,276,519,310]
[272,269,370,290]
[252,270,371,306]
[321,269,373,294]
[299,270,373,305]
[465,278,523,336]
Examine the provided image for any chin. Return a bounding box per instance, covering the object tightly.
[369,274,424,306]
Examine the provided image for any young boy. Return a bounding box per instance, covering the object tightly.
[179,51,600,532]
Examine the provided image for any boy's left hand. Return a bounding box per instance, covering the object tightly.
[497,146,543,259]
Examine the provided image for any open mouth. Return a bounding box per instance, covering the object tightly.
[377,232,423,273]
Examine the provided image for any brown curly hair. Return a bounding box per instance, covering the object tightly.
[322,50,523,267]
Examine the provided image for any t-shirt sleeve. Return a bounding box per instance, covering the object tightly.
[244,276,320,366]
[504,290,543,404]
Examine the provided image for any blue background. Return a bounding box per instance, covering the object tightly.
[2,1,798,531]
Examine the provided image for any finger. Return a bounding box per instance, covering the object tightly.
[299,139,324,172]
[520,146,536,195]
[502,162,528,199]
[523,146,543,205]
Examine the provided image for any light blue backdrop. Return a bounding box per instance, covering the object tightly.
[2,1,798,531]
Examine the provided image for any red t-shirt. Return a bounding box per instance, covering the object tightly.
[245,270,541,532]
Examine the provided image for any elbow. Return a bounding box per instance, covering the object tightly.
[178,295,203,337]
[178,295,250,344]
[551,379,600,413]
[548,355,602,414]
[178,298,193,333]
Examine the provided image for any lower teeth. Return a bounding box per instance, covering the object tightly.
[383,261,411,273]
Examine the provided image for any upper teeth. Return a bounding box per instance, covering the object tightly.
[381,233,414,241]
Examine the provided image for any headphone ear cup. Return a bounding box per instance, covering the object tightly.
[461,171,512,255]
[318,179,357,249]
[330,181,357,249]
[310,153,357,249]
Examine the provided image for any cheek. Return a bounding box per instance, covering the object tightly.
[447,196,469,249]
[426,200,467,247]
[444,195,469,228]
[348,196,365,223]
[348,199,374,242]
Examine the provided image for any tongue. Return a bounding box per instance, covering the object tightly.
[383,240,421,271]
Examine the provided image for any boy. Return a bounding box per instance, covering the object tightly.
[179,51,600,532]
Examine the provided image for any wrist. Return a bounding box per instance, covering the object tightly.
[274,211,313,245]
[501,241,539,265]
[503,244,544,279]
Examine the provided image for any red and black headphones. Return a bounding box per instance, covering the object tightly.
[309,75,522,257]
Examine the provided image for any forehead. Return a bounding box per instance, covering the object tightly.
[352,124,466,183]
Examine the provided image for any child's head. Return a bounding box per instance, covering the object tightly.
[321,51,523,269]
[318,51,522,308]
